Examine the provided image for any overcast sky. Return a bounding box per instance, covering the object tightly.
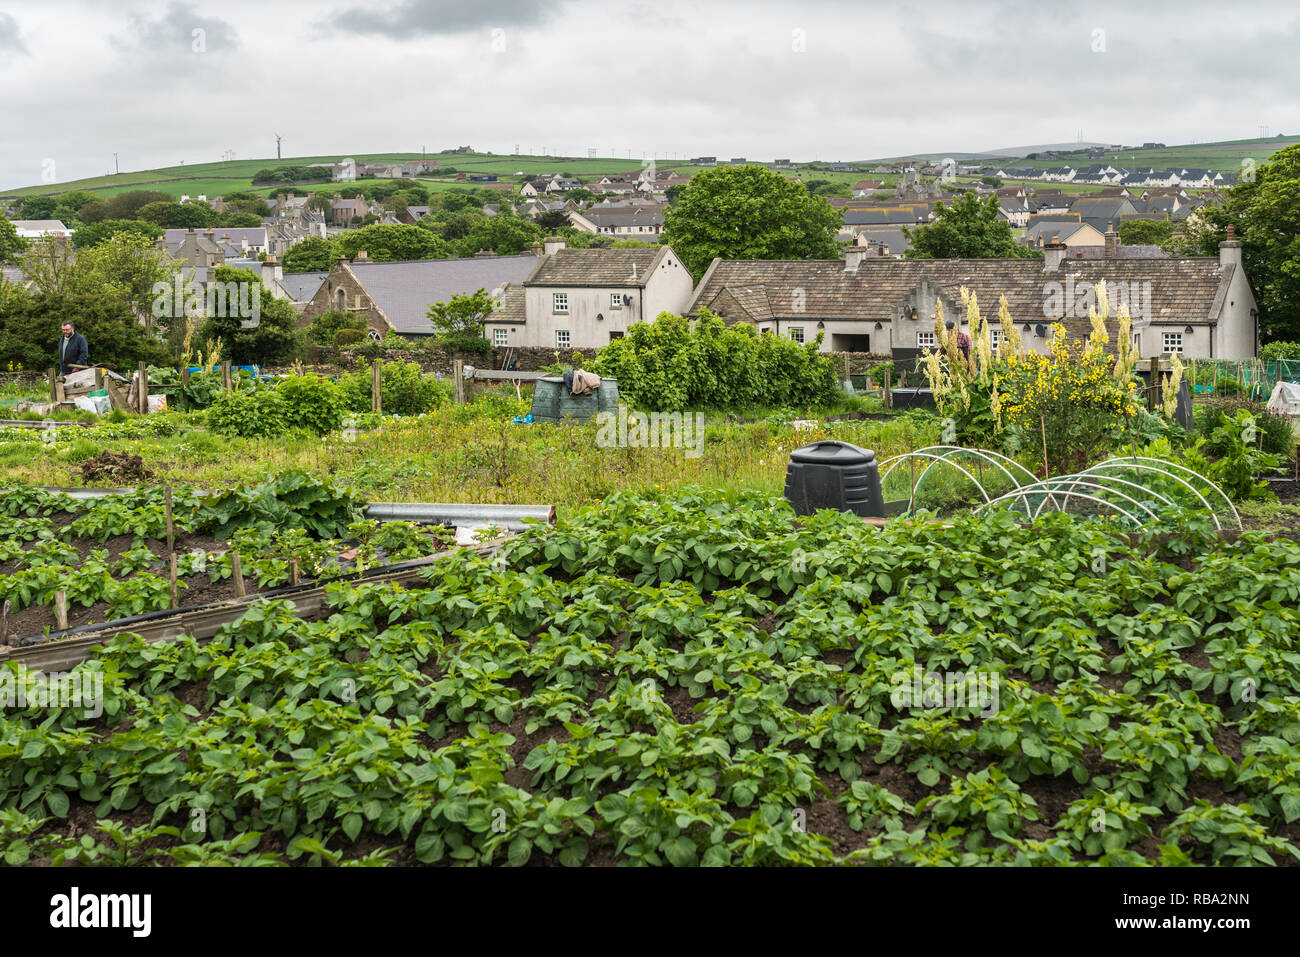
[1,0,1297,190]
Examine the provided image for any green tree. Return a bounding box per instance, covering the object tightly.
[307,308,368,345]
[103,190,172,220]
[281,236,339,273]
[661,164,841,276]
[0,217,26,267]
[18,196,58,219]
[981,176,1004,187]
[426,288,496,351]
[335,223,448,262]
[1178,143,1300,341]
[79,232,179,324]
[0,291,172,372]
[1117,219,1174,246]
[536,210,570,232]
[136,201,215,228]
[451,216,543,256]
[70,218,163,250]
[903,192,1040,259]
[197,265,301,365]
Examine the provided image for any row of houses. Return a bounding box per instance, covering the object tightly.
[290,233,1258,361]
[996,163,1238,189]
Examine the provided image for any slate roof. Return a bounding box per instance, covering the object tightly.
[347,255,539,334]
[524,248,670,287]
[1024,221,1094,243]
[686,256,1233,327]
[165,227,267,247]
[281,271,329,302]
[579,207,665,228]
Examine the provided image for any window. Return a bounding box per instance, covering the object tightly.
[556,329,570,348]
[610,293,623,309]
[990,329,1004,348]
[553,293,568,313]
[917,331,936,348]
[493,328,508,347]
[609,330,624,340]
[789,327,805,344]
[1162,332,1184,354]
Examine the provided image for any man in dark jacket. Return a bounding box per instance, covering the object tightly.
[57,321,88,376]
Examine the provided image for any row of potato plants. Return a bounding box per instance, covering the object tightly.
[1,489,1298,865]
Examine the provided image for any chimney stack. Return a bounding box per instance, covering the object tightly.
[1104,222,1119,258]
[544,236,566,256]
[1043,239,1066,271]
[1219,225,1242,268]
[845,247,868,272]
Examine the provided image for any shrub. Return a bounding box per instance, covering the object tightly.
[341,360,446,416]
[593,309,837,411]
[334,327,366,348]
[307,309,367,346]
[276,374,345,435]
[207,389,288,438]
[439,332,491,355]
[1260,341,1300,362]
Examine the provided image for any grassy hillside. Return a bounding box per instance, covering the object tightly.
[1007,135,1299,172]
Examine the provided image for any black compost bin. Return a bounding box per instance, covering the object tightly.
[890,387,935,410]
[784,440,885,518]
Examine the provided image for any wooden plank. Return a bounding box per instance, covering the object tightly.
[470,369,545,382]
[0,541,513,672]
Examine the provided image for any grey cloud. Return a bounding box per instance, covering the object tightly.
[0,11,27,56]
[117,0,240,55]
[326,0,563,37]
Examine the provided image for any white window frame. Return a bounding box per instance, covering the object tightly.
[556,329,570,348]
[610,293,623,309]
[1162,331,1184,354]
[917,331,937,348]
[553,293,568,313]
[493,328,508,347]
[989,329,1004,348]
[789,326,805,344]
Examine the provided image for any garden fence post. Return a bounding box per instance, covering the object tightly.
[93,367,103,391]
[883,368,892,408]
[47,367,56,404]
[180,366,190,411]
[453,359,466,404]
[290,560,299,587]
[221,361,233,393]
[230,551,247,598]
[1,599,9,645]
[53,590,68,632]
[371,361,382,413]
[168,553,179,609]
[164,484,174,553]
[137,361,148,414]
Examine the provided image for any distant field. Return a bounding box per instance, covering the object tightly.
[1008,136,1298,172]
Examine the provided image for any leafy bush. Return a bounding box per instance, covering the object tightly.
[440,332,491,355]
[341,360,446,416]
[206,389,288,438]
[593,309,837,411]
[276,374,345,435]
[334,328,366,348]
[193,470,364,539]
[307,309,368,346]
[1184,409,1284,501]
[1260,341,1300,362]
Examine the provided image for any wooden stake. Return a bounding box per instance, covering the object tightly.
[371,361,382,413]
[1,599,9,645]
[53,590,68,631]
[137,361,148,414]
[289,559,300,587]
[230,551,247,598]
[221,360,233,393]
[164,484,175,553]
[1040,414,1050,479]
[883,368,892,408]
[452,359,466,404]
[180,366,191,411]
[94,367,104,391]
[48,367,57,403]
[169,553,179,609]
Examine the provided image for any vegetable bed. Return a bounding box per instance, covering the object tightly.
[2,489,1299,866]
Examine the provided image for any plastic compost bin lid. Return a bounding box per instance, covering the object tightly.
[789,440,875,465]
